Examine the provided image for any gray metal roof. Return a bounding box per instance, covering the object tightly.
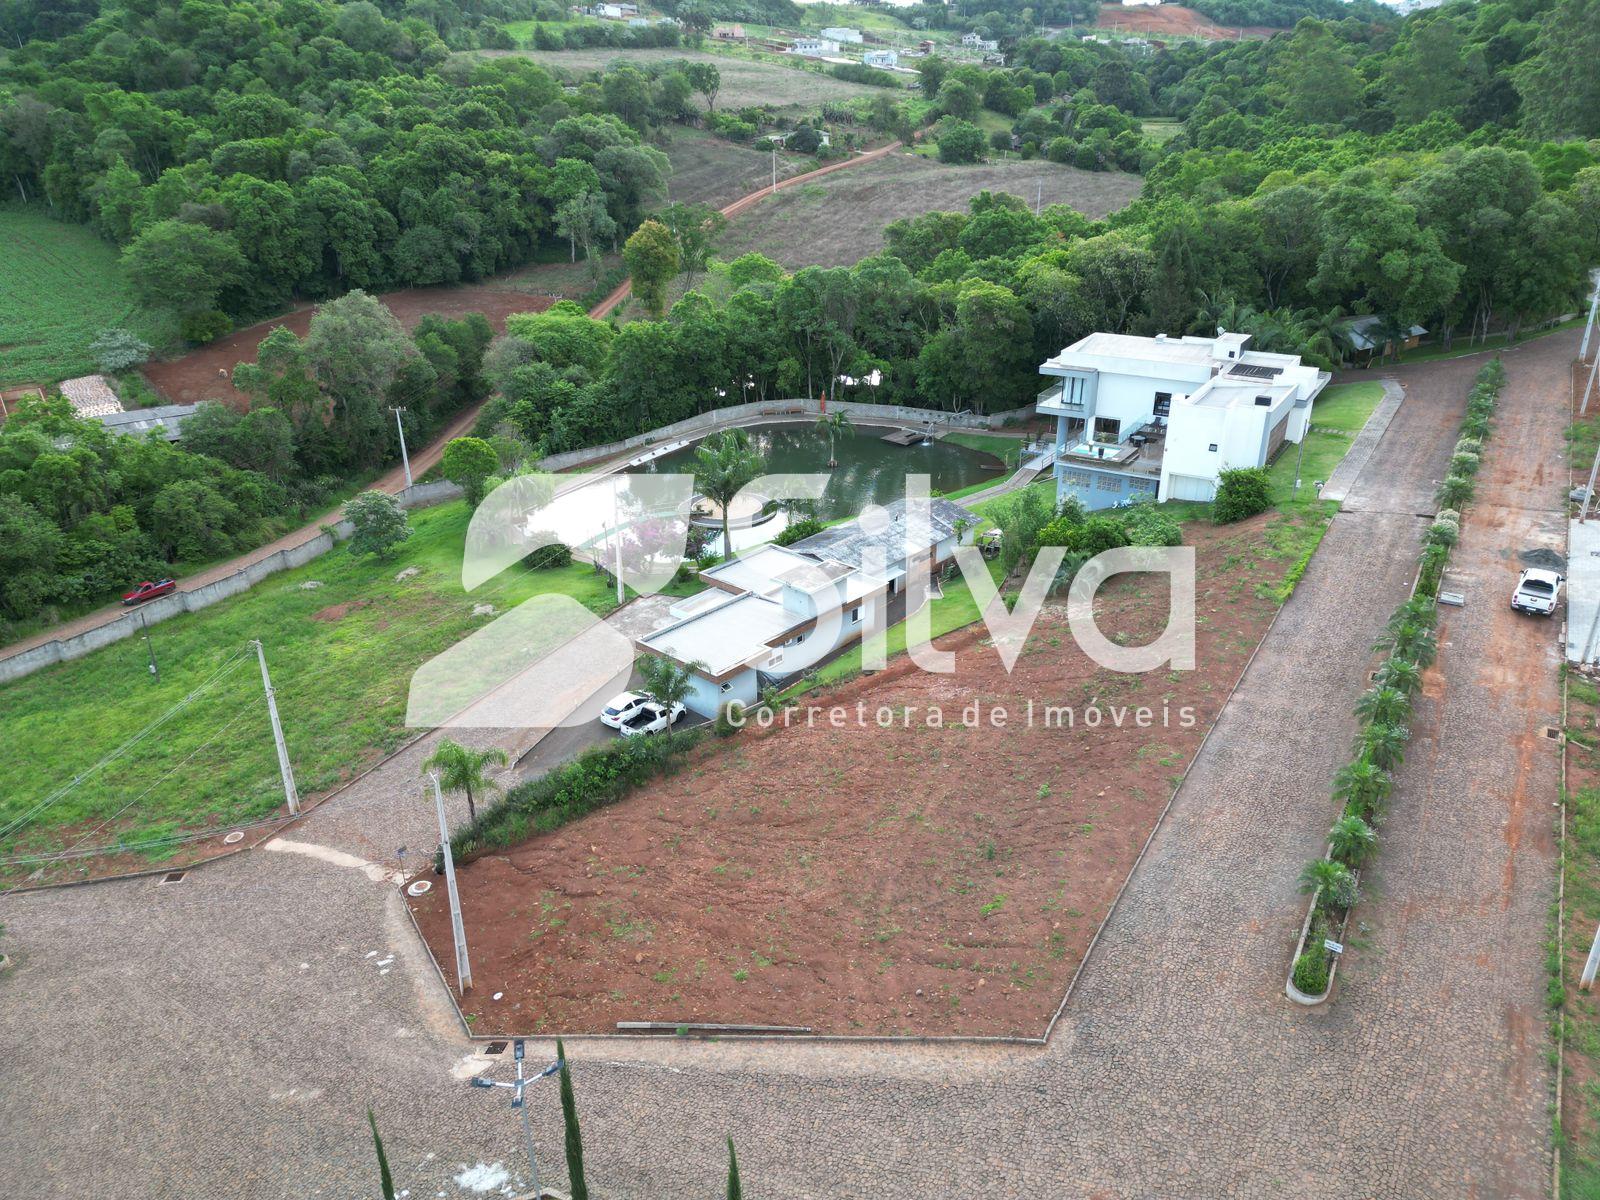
[787,497,976,571]
[93,404,199,441]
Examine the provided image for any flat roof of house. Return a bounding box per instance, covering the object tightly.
[640,592,803,677]
[1190,380,1294,409]
[788,497,975,570]
[701,543,816,597]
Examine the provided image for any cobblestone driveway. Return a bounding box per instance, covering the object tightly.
[0,334,1571,1199]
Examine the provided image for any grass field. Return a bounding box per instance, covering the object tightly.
[0,209,181,387]
[0,501,620,876]
[489,46,893,111]
[712,152,1142,268]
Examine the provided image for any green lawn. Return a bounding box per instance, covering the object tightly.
[942,431,1028,470]
[0,501,620,874]
[1306,381,1384,434]
[0,208,181,387]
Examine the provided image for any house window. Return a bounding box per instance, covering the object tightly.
[1063,469,1092,487]
[767,649,784,667]
[718,681,734,693]
[849,606,862,624]
[1207,443,1218,452]
[1094,416,1120,442]
[1153,392,1171,416]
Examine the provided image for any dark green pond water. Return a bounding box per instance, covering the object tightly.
[637,421,1005,521]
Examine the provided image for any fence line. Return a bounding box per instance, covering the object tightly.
[0,480,462,686]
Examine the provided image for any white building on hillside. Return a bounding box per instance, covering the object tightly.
[1036,330,1329,509]
[787,36,841,56]
[820,25,864,42]
[638,497,976,717]
[862,48,899,67]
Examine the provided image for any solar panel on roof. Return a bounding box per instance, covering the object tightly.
[1229,363,1282,380]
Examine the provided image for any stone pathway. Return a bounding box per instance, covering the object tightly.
[0,335,1575,1199]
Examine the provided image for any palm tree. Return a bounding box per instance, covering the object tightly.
[694,429,765,559]
[1358,721,1409,772]
[1333,758,1392,822]
[726,1137,742,1200]
[422,738,508,824]
[816,409,852,469]
[1373,657,1423,698]
[1355,685,1411,728]
[1299,857,1359,911]
[1375,619,1438,669]
[1328,813,1377,868]
[636,653,704,714]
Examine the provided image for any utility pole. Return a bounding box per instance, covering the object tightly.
[468,1040,560,1196]
[770,146,777,194]
[1035,178,1042,218]
[431,772,472,994]
[1583,350,1600,415]
[391,406,413,489]
[253,640,299,816]
[140,610,159,682]
[1580,277,1599,362]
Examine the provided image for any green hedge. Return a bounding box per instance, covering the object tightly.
[441,729,704,866]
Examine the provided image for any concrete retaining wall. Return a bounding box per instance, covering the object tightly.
[539,398,1038,472]
[0,480,464,687]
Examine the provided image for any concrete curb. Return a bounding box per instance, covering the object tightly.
[1320,379,1404,505]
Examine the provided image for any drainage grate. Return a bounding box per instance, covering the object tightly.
[483,1041,509,1056]
[1543,727,1564,741]
[159,870,187,884]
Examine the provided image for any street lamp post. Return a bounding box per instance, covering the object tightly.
[468,1039,560,1198]
[391,406,413,489]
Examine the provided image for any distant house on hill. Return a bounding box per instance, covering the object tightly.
[961,31,999,50]
[819,25,863,42]
[787,36,840,56]
[712,22,745,38]
[862,48,899,67]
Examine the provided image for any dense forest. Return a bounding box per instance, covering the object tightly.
[0,0,672,330]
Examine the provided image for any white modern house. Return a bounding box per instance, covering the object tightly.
[819,25,863,42]
[1036,330,1330,508]
[787,36,841,56]
[862,48,899,68]
[638,497,976,717]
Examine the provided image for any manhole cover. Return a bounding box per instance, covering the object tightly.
[406,879,433,897]
[222,831,244,845]
[483,1041,509,1056]
[159,871,187,885]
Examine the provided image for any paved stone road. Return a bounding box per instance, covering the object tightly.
[0,335,1572,1199]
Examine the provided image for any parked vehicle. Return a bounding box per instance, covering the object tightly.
[121,579,176,606]
[618,700,687,737]
[1510,567,1564,615]
[599,691,650,729]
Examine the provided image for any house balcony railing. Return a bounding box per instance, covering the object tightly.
[1036,383,1087,415]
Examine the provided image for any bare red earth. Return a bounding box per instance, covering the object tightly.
[412,515,1294,1037]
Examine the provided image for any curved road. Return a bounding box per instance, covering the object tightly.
[0,140,904,668]
[0,332,1572,1198]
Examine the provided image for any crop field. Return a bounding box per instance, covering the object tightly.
[712,152,1144,268]
[0,500,620,884]
[489,46,897,110]
[662,127,813,210]
[0,209,181,388]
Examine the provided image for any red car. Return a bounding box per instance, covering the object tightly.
[121,579,177,606]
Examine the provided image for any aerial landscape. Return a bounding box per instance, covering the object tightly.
[0,0,1598,1194]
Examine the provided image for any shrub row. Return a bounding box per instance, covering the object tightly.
[1289,358,1504,996]
[439,729,704,868]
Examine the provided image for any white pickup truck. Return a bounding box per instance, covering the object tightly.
[1510,567,1564,616]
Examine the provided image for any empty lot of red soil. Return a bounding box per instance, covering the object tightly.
[413,512,1299,1037]
[1094,3,1275,39]
[140,269,588,408]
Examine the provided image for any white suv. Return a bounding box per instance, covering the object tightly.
[1511,568,1564,616]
